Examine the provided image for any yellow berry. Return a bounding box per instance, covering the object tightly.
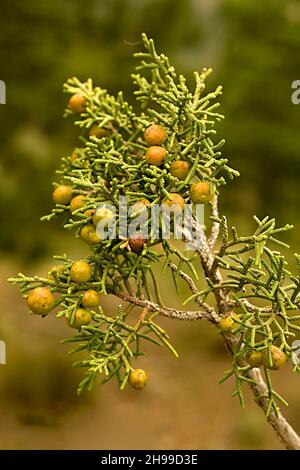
[190,182,214,204]
[67,308,91,329]
[82,289,100,308]
[27,287,55,315]
[89,125,111,138]
[162,193,185,212]
[128,368,148,390]
[219,314,240,333]
[262,346,287,370]
[131,199,151,212]
[70,260,92,284]
[70,195,86,213]
[145,146,166,166]
[80,224,102,245]
[47,265,65,281]
[52,185,73,205]
[68,93,86,113]
[71,150,79,162]
[170,160,190,180]
[144,124,167,145]
[246,350,263,368]
[84,209,96,218]
[92,207,115,226]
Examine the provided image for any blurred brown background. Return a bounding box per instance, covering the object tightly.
[0,0,300,450]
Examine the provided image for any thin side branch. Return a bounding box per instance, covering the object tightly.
[115,291,216,321]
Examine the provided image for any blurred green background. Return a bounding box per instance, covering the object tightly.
[1,0,300,450]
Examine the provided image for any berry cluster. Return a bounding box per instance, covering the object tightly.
[9,35,300,413]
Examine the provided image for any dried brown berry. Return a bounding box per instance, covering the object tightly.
[129,235,145,254]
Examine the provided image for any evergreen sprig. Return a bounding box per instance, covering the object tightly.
[8,34,300,444]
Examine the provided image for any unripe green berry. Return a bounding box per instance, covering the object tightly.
[144,124,167,145]
[67,308,91,329]
[190,182,214,204]
[246,350,263,368]
[128,368,148,390]
[145,146,166,166]
[82,289,100,308]
[70,260,92,284]
[52,185,73,205]
[27,287,55,315]
[170,160,190,180]
[262,345,287,370]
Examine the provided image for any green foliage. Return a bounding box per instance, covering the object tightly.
[9,35,300,416]
[0,0,204,259]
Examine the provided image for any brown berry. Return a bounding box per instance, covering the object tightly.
[128,368,148,390]
[82,290,100,308]
[70,260,92,284]
[145,146,166,166]
[190,181,214,204]
[67,308,91,329]
[128,235,145,254]
[70,195,86,213]
[68,93,86,113]
[27,287,55,315]
[170,160,190,180]
[144,124,167,145]
[262,346,287,370]
[52,185,73,205]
